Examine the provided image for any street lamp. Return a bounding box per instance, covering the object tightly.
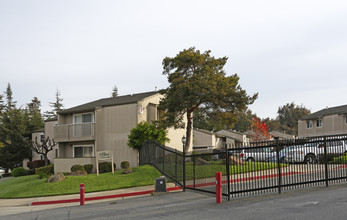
[181,135,186,151]
[181,135,186,191]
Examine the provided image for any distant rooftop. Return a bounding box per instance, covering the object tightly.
[58,91,158,115]
[302,104,347,120]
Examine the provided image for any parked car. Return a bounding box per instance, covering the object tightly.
[240,147,275,162]
[266,145,300,163]
[286,140,347,164]
[0,167,5,176]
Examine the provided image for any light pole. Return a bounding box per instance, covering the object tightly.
[181,135,186,191]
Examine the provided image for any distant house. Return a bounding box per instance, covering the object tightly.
[193,129,225,150]
[193,129,248,150]
[269,131,295,140]
[53,91,187,173]
[24,118,58,169]
[216,130,249,148]
[298,104,347,137]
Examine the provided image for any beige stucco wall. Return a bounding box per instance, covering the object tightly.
[138,94,189,152]
[298,115,347,137]
[54,93,189,172]
[95,103,138,168]
[193,130,213,146]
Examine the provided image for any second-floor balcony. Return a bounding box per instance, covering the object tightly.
[54,123,95,142]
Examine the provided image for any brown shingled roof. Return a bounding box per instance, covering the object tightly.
[301,104,347,120]
[58,91,158,115]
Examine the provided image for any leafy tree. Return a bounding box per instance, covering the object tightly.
[128,122,169,151]
[44,89,64,119]
[249,116,272,141]
[159,47,257,151]
[277,102,310,135]
[32,136,57,166]
[112,85,118,97]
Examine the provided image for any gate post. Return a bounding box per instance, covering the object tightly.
[225,143,231,201]
[275,137,282,194]
[324,136,329,187]
[216,172,222,204]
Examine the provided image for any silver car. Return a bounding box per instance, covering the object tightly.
[240,147,275,162]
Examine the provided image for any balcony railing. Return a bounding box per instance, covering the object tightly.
[54,123,95,142]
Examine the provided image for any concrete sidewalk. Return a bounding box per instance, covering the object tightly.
[0,183,179,217]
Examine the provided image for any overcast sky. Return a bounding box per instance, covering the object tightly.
[1,0,346,119]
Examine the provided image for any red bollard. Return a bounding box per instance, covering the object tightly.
[80,183,85,205]
[216,172,222,204]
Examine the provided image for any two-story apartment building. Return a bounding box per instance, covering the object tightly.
[298,104,347,137]
[53,91,188,173]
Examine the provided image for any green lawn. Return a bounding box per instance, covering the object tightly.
[0,165,161,199]
[157,161,285,181]
[0,162,285,199]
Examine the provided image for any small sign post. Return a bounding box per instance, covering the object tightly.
[96,150,114,176]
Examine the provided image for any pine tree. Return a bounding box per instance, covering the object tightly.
[44,89,64,119]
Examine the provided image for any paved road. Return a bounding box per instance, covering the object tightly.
[4,183,347,220]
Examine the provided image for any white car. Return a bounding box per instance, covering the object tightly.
[286,140,347,164]
[0,167,5,176]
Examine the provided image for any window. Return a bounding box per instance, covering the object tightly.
[73,145,94,158]
[54,148,58,158]
[316,119,322,128]
[73,113,94,124]
[345,116,347,124]
[307,120,313,128]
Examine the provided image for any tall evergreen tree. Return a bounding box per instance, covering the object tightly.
[23,97,44,140]
[44,89,64,119]
[0,84,31,170]
[112,85,118,97]
[159,48,257,151]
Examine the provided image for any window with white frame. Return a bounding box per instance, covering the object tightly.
[307,120,313,128]
[316,119,322,128]
[73,113,94,124]
[73,145,94,158]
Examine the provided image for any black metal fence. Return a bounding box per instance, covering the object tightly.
[141,134,347,200]
[140,140,184,187]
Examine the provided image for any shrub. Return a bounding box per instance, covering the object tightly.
[121,161,130,169]
[330,155,347,164]
[70,164,85,173]
[191,151,213,161]
[12,167,29,177]
[98,162,116,173]
[36,164,54,179]
[317,153,344,164]
[83,164,94,174]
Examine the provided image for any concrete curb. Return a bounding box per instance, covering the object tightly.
[31,171,301,206]
[31,186,182,206]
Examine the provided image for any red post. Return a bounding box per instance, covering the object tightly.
[216,172,222,204]
[80,183,85,205]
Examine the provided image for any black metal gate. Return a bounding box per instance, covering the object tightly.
[141,134,347,200]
